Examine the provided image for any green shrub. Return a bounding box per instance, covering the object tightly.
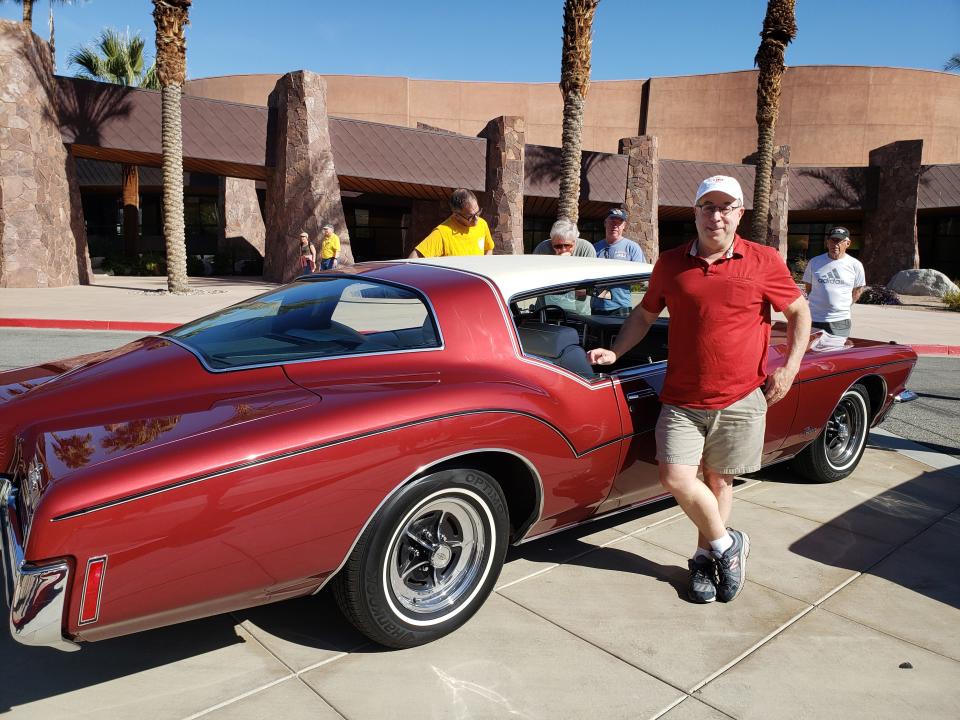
[942,287,960,312]
[138,253,166,276]
[857,285,902,305]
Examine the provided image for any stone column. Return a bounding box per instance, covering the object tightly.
[860,140,922,285]
[408,199,448,257]
[0,19,91,287]
[220,177,265,262]
[768,145,790,259]
[263,71,351,282]
[478,116,524,255]
[619,136,659,264]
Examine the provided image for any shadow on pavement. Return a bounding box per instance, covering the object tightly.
[0,615,243,712]
[755,460,960,611]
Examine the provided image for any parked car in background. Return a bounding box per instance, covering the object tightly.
[1,256,917,652]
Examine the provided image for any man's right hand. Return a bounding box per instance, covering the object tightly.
[588,348,617,365]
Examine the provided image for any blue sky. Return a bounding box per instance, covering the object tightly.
[3,0,957,82]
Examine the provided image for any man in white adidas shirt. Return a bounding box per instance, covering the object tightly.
[802,227,866,336]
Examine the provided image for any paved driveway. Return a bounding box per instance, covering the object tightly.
[2,433,958,720]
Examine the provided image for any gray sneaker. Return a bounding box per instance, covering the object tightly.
[687,556,717,603]
[714,528,750,603]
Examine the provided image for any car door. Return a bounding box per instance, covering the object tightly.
[595,362,668,513]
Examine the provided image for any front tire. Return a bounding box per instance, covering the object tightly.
[332,468,508,648]
[793,383,871,483]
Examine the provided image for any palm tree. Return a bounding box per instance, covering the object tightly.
[152,0,191,293]
[750,0,797,246]
[68,28,159,258]
[2,0,65,32]
[557,0,600,226]
[68,28,160,88]
[945,54,960,72]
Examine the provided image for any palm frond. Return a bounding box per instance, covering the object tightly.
[945,54,960,72]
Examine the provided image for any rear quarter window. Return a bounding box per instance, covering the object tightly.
[167,278,439,370]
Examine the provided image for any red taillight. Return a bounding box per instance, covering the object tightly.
[78,556,107,625]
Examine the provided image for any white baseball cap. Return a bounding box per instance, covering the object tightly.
[694,175,744,205]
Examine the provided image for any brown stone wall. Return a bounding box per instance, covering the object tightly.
[619,136,659,263]
[408,199,449,256]
[221,177,265,260]
[0,20,90,287]
[861,140,923,285]
[263,71,352,283]
[478,116,524,255]
[768,145,790,258]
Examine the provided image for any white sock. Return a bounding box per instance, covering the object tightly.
[710,532,733,557]
[693,547,712,561]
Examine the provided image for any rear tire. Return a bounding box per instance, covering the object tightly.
[793,383,871,483]
[332,468,508,648]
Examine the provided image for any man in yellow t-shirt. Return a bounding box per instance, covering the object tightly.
[319,225,341,270]
[409,189,494,258]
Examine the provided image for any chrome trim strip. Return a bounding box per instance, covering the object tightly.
[53,409,610,521]
[311,447,546,596]
[894,390,918,403]
[0,479,79,651]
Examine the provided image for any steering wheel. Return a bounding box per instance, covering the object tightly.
[537,304,568,324]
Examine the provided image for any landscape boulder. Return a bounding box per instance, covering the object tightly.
[886,269,959,298]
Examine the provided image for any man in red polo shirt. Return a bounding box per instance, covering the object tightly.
[588,175,810,604]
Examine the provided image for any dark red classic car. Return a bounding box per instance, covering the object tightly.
[1,256,916,652]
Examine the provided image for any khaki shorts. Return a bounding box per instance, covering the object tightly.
[655,387,767,475]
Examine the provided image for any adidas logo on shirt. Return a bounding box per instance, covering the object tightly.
[817,268,846,285]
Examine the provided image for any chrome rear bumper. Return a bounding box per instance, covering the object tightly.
[0,478,79,651]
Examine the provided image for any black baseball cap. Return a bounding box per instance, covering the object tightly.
[606,208,628,222]
[828,226,850,240]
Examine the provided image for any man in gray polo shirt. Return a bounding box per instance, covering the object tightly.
[802,226,866,336]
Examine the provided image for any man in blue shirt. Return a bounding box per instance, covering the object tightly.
[592,207,647,315]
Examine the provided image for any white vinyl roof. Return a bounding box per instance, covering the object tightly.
[406,255,653,301]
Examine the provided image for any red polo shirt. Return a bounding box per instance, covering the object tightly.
[640,235,801,410]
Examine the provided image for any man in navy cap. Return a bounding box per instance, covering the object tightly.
[592,207,647,316]
[802,226,866,337]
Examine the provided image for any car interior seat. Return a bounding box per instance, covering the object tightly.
[516,322,595,378]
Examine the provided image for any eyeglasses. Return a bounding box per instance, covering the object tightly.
[696,203,742,217]
[551,242,574,251]
[827,236,850,243]
[456,209,482,222]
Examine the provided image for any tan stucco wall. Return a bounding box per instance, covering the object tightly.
[185,66,960,166]
[185,74,645,153]
[645,66,960,166]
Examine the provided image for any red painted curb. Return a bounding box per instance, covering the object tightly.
[908,344,960,356]
[0,318,178,332]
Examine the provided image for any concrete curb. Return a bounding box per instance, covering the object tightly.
[0,318,179,333]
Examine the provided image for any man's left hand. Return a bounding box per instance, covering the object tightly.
[764,366,797,405]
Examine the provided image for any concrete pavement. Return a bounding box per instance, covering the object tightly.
[0,274,956,354]
[0,432,957,719]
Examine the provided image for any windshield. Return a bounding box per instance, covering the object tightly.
[167,278,439,370]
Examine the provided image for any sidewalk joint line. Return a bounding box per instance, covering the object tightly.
[688,604,815,694]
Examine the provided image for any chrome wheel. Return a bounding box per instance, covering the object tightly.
[387,494,487,618]
[333,467,508,648]
[824,391,868,471]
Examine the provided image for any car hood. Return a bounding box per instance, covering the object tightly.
[2,337,318,488]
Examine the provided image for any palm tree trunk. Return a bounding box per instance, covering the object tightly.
[153,0,191,293]
[557,0,599,226]
[160,85,188,291]
[558,91,585,224]
[22,0,33,30]
[750,0,796,245]
[121,164,140,257]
